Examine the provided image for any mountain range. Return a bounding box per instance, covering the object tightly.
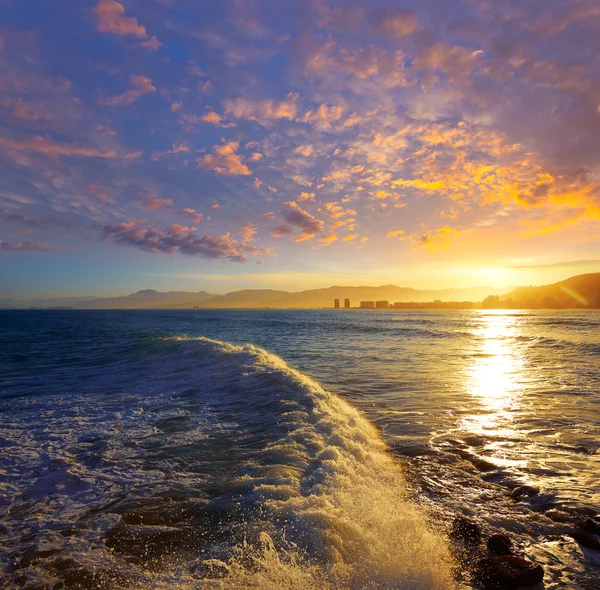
[3,273,599,309]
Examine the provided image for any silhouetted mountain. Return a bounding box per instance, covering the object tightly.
[498,273,600,309]
[72,284,504,309]
[77,290,216,309]
[7,274,598,310]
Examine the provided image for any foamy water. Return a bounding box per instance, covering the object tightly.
[1,310,599,588]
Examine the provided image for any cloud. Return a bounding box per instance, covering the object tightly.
[239,221,257,243]
[178,208,204,223]
[201,111,224,125]
[92,0,161,50]
[0,136,140,159]
[145,197,173,211]
[102,220,250,262]
[0,239,63,252]
[376,9,421,38]
[224,94,299,125]
[320,232,338,245]
[414,43,484,82]
[301,104,344,128]
[281,201,324,242]
[386,230,405,239]
[101,74,156,106]
[510,259,600,271]
[197,141,252,175]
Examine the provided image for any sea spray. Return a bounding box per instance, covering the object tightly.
[164,337,456,588]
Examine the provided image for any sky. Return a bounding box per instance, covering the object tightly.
[1,0,600,298]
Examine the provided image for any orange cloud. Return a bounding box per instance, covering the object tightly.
[197,141,252,176]
[101,75,156,106]
[224,94,298,124]
[201,111,223,125]
[386,230,405,239]
[320,232,338,245]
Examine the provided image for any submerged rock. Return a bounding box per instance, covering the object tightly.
[487,533,513,556]
[450,516,482,545]
[473,555,544,589]
[511,485,539,501]
[570,529,600,550]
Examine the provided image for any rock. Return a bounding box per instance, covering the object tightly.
[450,516,482,545]
[544,509,572,523]
[511,485,539,501]
[580,518,600,536]
[487,533,513,556]
[473,555,544,589]
[570,529,600,550]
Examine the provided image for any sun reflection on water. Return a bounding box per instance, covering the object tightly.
[462,312,525,449]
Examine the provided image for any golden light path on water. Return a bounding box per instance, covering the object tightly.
[461,311,528,468]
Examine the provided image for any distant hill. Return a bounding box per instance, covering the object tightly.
[70,284,503,309]
[78,289,216,309]
[8,274,599,309]
[498,273,600,309]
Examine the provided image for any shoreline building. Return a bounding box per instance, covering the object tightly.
[344,298,350,309]
[334,298,340,309]
[360,301,375,309]
[375,300,390,309]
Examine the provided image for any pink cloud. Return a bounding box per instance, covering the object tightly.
[145,197,173,211]
[197,141,252,176]
[92,0,162,50]
[239,221,257,243]
[0,136,140,159]
[178,208,204,223]
[101,74,156,106]
[0,239,63,252]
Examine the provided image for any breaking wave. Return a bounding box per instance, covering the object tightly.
[1,336,454,589]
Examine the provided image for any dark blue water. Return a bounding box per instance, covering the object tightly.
[1,310,599,588]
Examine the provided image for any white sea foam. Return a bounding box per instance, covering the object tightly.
[160,337,456,588]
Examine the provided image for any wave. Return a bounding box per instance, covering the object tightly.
[1,336,454,589]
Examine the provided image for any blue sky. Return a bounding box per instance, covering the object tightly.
[1,0,600,297]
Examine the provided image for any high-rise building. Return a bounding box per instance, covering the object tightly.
[334,298,340,309]
[344,298,350,309]
[375,300,390,309]
[360,301,375,309]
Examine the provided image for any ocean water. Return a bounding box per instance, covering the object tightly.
[1,309,599,589]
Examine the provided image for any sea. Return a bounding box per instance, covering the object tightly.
[1,309,599,589]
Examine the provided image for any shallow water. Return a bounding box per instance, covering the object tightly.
[1,309,599,588]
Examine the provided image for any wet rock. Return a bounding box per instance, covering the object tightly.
[472,457,497,472]
[570,529,600,550]
[544,509,572,523]
[473,555,544,589]
[511,485,539,501]
[487,533,513,556]
[450,516,482,545]
[580,518,600,536]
